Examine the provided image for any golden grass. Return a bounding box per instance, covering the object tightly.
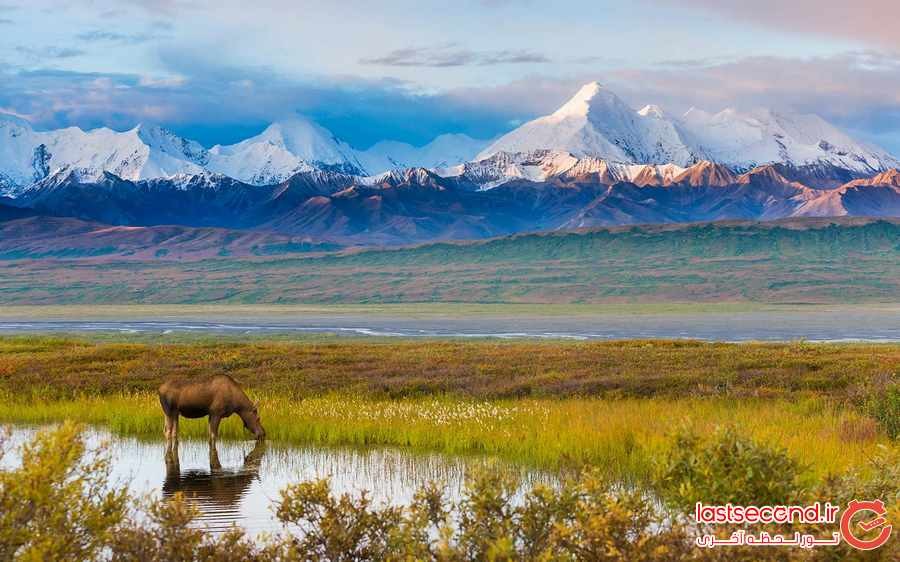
[1,336,895,484]
[0,392,889,483]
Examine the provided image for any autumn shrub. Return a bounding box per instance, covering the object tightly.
[851,374,900,440]
[2,424,897,561]
[654,426,805,511]
[0,421,127,561]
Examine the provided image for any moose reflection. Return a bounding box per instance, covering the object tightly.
[163,439,267,526]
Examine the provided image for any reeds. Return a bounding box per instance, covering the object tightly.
[0,393,888,483]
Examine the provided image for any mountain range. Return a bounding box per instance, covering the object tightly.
[1,82,899,246]
[477,82,897,178]
[0,113,486,193]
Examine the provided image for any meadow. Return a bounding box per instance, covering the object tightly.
[1,334,898,560]
[0,336,896,482]
[2,218,898,304]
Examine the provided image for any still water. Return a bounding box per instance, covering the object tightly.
[1,426,549,536]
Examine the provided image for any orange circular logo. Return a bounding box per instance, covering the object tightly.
[840,499,892,551]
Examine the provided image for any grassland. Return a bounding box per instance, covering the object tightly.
[0,336,897,399]
[1,219,898,304]
[0,336,896,483]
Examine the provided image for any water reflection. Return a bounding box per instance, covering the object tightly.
[163,441,266,530]
[1,426,552,536]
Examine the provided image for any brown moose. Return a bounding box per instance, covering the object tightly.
[158,374,266,442]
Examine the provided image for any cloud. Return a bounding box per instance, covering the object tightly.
[604,51,900,154]
[76,29,159,44]
[654,0,900,49]
[608,52,900,118]
[14,46,86,60]
[360,45,550,67]
[3,50,900,156]
[0,56,520,148]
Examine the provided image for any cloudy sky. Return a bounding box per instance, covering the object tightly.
[1,0,899,154]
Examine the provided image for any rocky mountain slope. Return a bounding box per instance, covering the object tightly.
[6,160,897,245]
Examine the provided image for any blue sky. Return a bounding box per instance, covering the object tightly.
[1,0,899,154]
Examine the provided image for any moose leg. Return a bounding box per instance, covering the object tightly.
[164,414,179,442]
[208,414,222,442]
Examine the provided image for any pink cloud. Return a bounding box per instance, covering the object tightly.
[656,0,900,49]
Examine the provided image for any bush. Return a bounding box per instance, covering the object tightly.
[655,426,805,511]
[1,425,700,561]
[853,376,900,439]
[0,422,128,561]
[2,424,896,561]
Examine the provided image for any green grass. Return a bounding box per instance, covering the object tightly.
[1,219,898,304]
[0,336,895,484]
[0,393,889,483]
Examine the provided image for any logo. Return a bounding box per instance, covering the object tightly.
[840,499,892,551]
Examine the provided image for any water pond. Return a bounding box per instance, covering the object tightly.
[1,426,551,536]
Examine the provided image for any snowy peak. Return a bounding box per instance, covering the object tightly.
[248,118,352,164]
[356,133,488,175]
[479,81,698,166]
[364,167,445,189]
[0,118,208,195]
[551,81,618,118]
[677,106,898,174]
[479,82,897,176]
[134,124,209,166]
[0,112,488,194]
[207,116,365,184]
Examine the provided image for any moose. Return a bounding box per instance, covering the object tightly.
[158,374,266,442]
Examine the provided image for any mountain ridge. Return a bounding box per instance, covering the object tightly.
[479,82,897,177]
[2,81,897,197]
[8,159,898,245]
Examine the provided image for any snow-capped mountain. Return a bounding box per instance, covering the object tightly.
[478,82,697,166]
[2,81,897,201]
[356,133,487,175]
[0,112,489,193]
[444,150,688,189]
[0,113,207,195]
[479,82,898,176]
[206,117,365,184]
[677,106,896,174]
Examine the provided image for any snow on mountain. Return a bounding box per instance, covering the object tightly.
[3,81,897,200]
[356,133,488,175]
[478,82,698,166]
[0,112,484,192]
[479,82,898,175]
[0,113,206,195]
[206,117,364,185]
[679,107,897,174]
[443,149,687,189]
